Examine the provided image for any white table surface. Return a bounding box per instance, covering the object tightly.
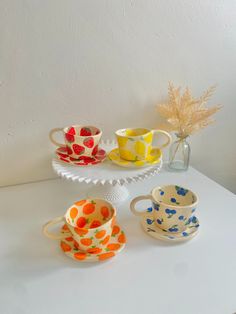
[1,166,236,314]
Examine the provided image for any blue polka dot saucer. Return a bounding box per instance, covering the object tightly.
[141,207,200,242]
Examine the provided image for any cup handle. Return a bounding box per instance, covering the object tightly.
[49,128,66,147]
[42,216,71,240]
[152,129,172,149]
[130,195,154,216]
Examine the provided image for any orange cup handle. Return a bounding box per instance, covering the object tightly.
[42,216,71,240]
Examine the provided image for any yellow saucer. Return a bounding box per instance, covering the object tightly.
[108,148,162,168]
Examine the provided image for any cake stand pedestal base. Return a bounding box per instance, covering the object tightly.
[87,184,129,204]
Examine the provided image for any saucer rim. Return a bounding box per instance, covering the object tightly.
[56,147,106,166]
[108,147,162,168]
[141,213,199,242]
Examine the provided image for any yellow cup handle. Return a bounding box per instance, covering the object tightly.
[130,195,154,216]
[152,129,172,149]
[43,216,71,240]
[49,128,66,147]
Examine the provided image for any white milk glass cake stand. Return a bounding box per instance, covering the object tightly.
[52,140,162,204]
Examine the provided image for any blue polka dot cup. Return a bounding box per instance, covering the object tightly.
[130,185,198,233]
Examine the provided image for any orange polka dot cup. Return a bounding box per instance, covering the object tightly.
[43,198,116,252]
[49,125,102,159]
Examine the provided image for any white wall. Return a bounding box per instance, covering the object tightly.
[0,0,235,193]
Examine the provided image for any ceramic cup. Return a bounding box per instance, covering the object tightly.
[43,198,116,251]
[130,185,198,233]
[115,128,171,161]
[49,125,102,159]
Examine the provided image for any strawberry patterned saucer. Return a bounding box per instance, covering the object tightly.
[141,208,199,242]
[60,224,126,262]
[56,147,106,166]
[108,148,162,168]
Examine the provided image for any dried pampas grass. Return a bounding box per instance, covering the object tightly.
[157,83,221,138]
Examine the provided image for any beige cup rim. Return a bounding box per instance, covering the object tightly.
[115,127,152,138]
[151,185,198,209]
[63,125,102,138]
[64,198,116,230]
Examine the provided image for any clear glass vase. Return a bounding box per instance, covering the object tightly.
[168,134,190,171]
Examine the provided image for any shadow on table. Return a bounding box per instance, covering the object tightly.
[4,214,194,282]
[4,230,102,282]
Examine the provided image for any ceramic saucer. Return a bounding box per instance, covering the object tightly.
[141,207,200,242]
[56,147,106,166]
[108,148,162,168]
[60,224,126,262]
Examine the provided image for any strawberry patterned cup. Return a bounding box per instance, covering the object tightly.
[49,125,102,159]
[43,199,116,252]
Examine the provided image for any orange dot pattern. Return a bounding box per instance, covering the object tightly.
[66,200,114,231]
[60,224,126,262]
[70,207,78,220]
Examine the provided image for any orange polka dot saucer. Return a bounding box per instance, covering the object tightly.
[60,224,126,262]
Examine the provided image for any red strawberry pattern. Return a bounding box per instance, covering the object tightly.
[72,144,85,155]
[67,127,76,135]
[65,133,75,143]
[96,149,106,160]
[67,146,73,155]
[58,152,68,158]
[58,147,67,153]
[69,156,79,161]
[80,127,92,136]
[56,147,106,166]
[83,137,94,148]
[92,145,98,156]
[79,156,95,163]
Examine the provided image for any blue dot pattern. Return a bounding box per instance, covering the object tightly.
[168,227,179,232]
[165,208,177,218]
[175,186,188,196]
[165,209,176,214]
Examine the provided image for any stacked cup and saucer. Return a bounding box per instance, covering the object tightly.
[43,198,126,262]
[108,128,171,168]
[130,185,200,242]
[49,125,106,166]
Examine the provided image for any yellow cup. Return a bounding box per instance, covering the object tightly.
[116,128,171,161]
